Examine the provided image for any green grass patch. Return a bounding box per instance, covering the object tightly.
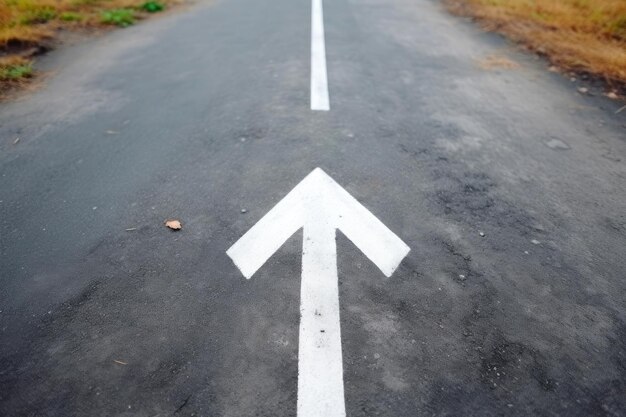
[19,7,57,24]
[0,62,33,81]
[141,1,164,13]
[101,9,135,27]
[59,11,83,21]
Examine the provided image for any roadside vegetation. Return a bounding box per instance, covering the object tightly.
[0,0,176,97]
[445,0,626,90]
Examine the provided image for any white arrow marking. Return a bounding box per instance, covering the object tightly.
[311,0,329,111]
[227,168,409,417]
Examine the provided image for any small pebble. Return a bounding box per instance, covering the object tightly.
[531,239,540,245]
[459,274,466,281]
[241,209,248,214]
[577,87,589,94]
[479,231,485,237]
[545,138,570,150]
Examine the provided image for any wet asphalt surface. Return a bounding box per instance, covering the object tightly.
[1,0,625,415]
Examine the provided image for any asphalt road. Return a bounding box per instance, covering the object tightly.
[1,0,625,415]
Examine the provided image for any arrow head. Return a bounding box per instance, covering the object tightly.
[227,168,409,278]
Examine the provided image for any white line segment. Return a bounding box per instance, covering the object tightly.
[299,222,344,417]
[227,168,410,417]
[311,0,330,111]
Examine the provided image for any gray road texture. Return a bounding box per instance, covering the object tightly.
[1,0,625,415]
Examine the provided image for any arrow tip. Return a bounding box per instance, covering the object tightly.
[309,167,327,179]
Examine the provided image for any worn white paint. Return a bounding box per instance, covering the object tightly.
[311,0,329,111]
[227,168,410,417]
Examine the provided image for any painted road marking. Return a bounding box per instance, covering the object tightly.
[311,0,330,111]
[227,168,410,417]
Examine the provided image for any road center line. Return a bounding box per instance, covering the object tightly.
[311,0,330,111]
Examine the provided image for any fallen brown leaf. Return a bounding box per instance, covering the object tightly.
[477,54,520,70]
[165,219,182,230]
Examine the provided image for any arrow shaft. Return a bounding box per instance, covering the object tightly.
[298,224,345,417]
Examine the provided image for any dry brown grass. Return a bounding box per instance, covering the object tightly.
[445,0,626,85]
[0,0,179,96]
[1,0,177,48]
